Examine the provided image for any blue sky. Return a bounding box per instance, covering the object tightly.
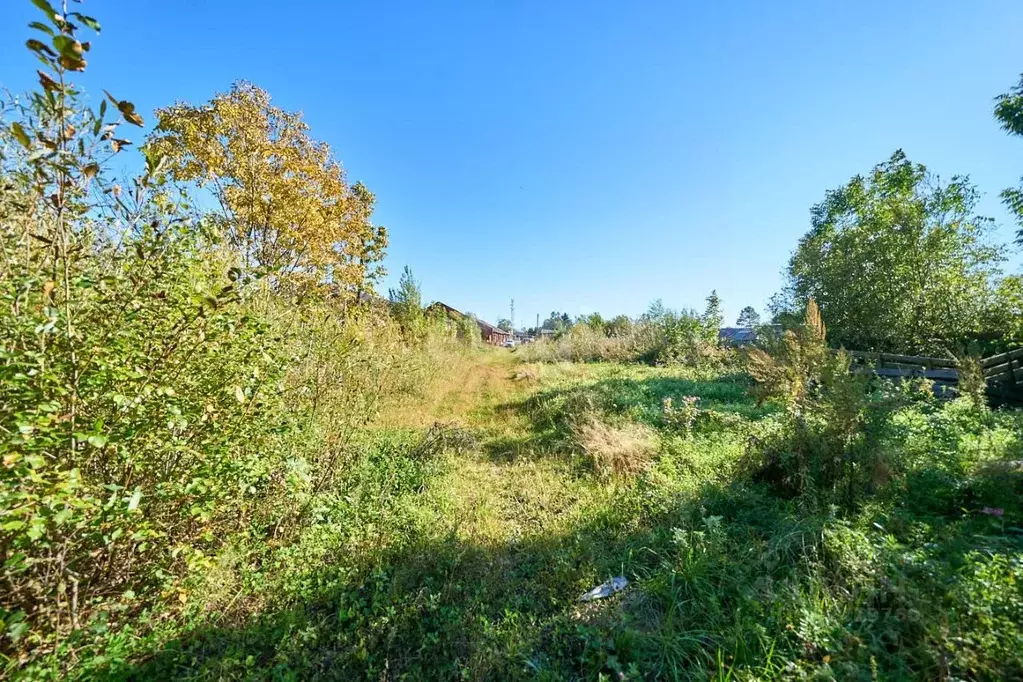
[3,1,1022,327]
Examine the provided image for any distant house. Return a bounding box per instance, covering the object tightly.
[478,319,511,345]
[718,325,781,345]
[426,302,511,346]
[719,327,757,344]
[427,302,464,321]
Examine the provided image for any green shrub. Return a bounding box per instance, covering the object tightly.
[0,191,295,647]
[746,299,904,506]
[0,7,445,666]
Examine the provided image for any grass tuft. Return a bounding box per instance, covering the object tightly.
[573,416,656,480]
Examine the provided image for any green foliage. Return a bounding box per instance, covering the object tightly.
[423,304,485,349]
[643,295,724,367]
[746,298,830,406]
[606,314,632,337]
[994,74,1023,241]
[654,307,722,366]
[518,323,643,363]
[0,5,453,670]
[955,351,988,407]
[746,299,901,506]
[503,362,1023,680]
[518,298,727,368]
[10,339,1023,680]
[541,311,572,333]
[575,312,605,334]
[4,4,1023,680]
[782,150,1005,353]
[990,274,1023,341]
[456,311,482,347]
[702,289,723,332]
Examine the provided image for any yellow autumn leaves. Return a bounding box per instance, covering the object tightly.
[146,82,387,298]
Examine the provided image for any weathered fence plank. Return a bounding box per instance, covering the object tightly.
[985,370,1021,385]
[837,348,1023,403]
[852,367,959,381]
[847,351,958,368]
[983,361,1014,377]
[981,347,1023,368]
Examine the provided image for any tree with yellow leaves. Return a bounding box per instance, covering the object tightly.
[146,81,387,297]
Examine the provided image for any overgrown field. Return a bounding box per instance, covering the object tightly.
[4,4,1023,679]
[18,349,1014,681]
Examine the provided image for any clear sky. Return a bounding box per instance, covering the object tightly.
[3,1,1022,327]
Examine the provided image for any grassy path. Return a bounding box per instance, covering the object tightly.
[372,349,635,678]
[413,349,594,549]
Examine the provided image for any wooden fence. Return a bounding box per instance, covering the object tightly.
[846,348,1023,402]
[848,351,959,383]
[980,348,1023,386]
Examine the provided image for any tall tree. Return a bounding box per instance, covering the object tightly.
[146,82,387,295]
[994,74,1023,242]
[496,318,513,332]
[349,182,389,298]
[702,290,723,343]
[541,312,572,331]
[782,150,1004,353]
[736,306,761,328]
[388,266,424,338]
[577,312,606,334]
[643,299,667,322]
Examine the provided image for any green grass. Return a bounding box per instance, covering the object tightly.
[21,353,1023,680]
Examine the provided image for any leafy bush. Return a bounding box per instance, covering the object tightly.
[661,395,700,435]
[0,7,450,666]
[517,324,645,363]
[455,311,482,347]
[745,299,902,505]
[0,200,295,645]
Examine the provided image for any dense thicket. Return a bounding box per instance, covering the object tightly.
[518,293,732,366]
[0,6,466,668]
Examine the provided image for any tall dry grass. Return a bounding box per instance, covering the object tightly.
[572,416,656,479]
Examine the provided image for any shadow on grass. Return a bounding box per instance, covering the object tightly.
[105,455,1023,681]
[107,489,685,680]
[101,380,1023,681]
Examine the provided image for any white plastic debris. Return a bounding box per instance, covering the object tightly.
[580,576,628,602]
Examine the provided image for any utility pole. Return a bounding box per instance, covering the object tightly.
[510,299,515,333]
